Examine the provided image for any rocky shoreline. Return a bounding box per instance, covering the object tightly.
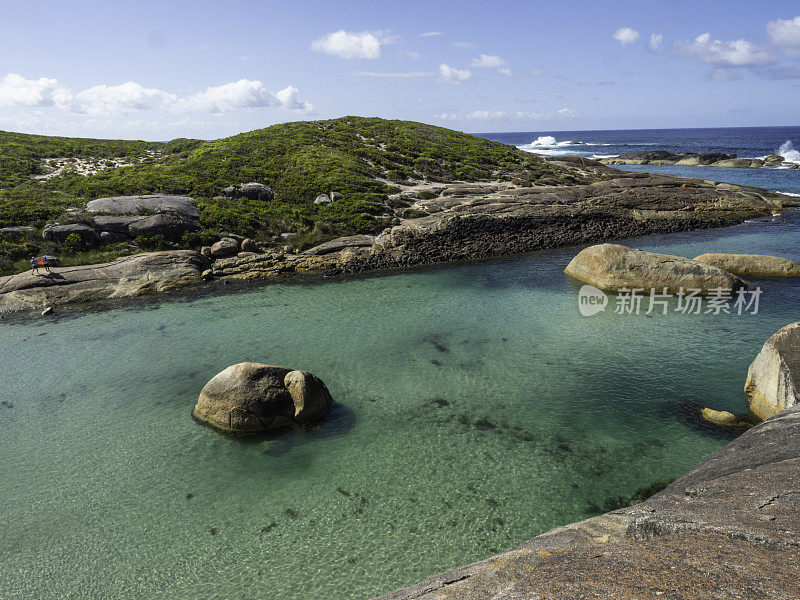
[600,150,800,169]
[0,159,796,316]
[372,404,800,600]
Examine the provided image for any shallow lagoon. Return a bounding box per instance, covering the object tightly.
[2,211,800,600]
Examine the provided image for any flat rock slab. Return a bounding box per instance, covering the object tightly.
[0,250,209,313]
[86,194,200,218]
[693,253,800,277]
[373,406,800,600]
[304,235,375,256]
[564,243,746,294]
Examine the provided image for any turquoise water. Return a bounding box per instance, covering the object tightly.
[2,212,800,600]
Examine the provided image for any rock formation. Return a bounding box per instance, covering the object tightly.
[86,194,201,242]
[564,243,746,294]
[192,363,333,434]
[693,253,800,277]
[745,321,800,420]
[0,250,209,313]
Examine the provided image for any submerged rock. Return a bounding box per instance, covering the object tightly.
[693,253,800,277]
[564,243,745,294]
[701,407,743,427]
[745,321,800,420]
[193,363,333,434]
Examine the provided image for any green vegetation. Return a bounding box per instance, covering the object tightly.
[0,116,589,274]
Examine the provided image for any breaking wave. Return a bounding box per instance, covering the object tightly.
[778,140,800,164]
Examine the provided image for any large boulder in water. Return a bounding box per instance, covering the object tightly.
[693,253,800,278]
[745,322,800,420]
[564,243,745,294]
[193,363,333,434]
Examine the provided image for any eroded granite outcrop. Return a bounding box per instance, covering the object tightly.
[0,250,209,313]
[693,253,800,278]
[564,243,746,294]
[373,405,800,600]
[745,321,800,420]
[1,161,797,314]
[192,363,333,434]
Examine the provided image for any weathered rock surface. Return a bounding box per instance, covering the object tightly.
[745,321,800,420]
[192,363,333,434]
[128,213,200,241]
[0,250,209,313]
[304,234,375,256]
[373,405,800,600]
[210,237,240,257]
[693,253,800,277]
[601,151,775,169]
[221,182,274,201]
[701,407,743,427]
[314,193,332,206]
[42,223,100,246]
[0,226,35,238]
[86,194,200,218]
[564,243,746,294]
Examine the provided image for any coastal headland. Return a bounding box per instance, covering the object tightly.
[0,118,795,314]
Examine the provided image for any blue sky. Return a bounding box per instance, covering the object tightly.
[1,0,799,139]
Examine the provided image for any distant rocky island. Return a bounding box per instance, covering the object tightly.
[0,118,797,314]
[601,150,800,169]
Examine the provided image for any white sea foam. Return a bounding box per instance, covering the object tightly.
[778,140,800,164]
[779,192,800,198]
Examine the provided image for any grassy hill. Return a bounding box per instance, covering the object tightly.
[0,117,587,273]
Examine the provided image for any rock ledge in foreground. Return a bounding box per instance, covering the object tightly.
[564,243,746,294]
[193,363,333,434]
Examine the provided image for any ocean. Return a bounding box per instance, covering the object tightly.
[478,125,800,196]
[2,126,800,600]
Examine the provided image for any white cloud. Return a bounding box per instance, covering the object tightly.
[469,54,507,68]
[530,69,545,77]
[72,82,176,114]
[673,32,771,66]
[557,107,580,118]
[0,73,72,108]
[437,63,473,83]
[498,67,513,77]
[613,28,640,45]
[0,74,313,116]
[179,79,312,113]
[767,16,800,57]
[400,50,421,60]
[649,33,663,50]
[419,31,443,37]
[273,85,314,112]
[311,30,381,59]
[453,41,475,49]
[443,108,578,122]
[467,110,508,120]
[350,71,434,78]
